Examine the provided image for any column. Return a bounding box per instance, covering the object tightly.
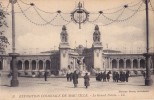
[110,59,112,69]
[109,58,111,69]
[117,59,119,70]
[131,59,133,69]
[23,61,25,71]
[124,59,126,69]
[138,59,140,69]
[36,61,39,71]
[44,61,46,70]
[29,60,32,71]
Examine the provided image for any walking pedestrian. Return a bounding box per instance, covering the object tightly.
[44,71,48,81]
[72,71,79,88]
[84,73,90,88]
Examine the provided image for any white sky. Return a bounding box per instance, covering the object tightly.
[1,0,154,54]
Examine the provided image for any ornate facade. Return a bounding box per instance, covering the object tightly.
[0,25,154,76]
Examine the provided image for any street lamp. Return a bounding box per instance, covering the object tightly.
[9,0,19,87]
[143,0,153,86]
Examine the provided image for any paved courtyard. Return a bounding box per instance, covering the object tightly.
[0,75,154,100]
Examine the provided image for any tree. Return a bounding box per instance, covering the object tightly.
[0,3,9,54]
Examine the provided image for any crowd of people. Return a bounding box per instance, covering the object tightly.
[96,71,130,82]
[96,71,111,82]
[65,70,131,88]
[66,71,90,88]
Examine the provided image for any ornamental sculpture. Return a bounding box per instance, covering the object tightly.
[60,25,68,43]
[93,25,101,42]
[71,2,89,29]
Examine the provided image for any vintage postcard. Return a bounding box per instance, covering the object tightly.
[0,0,154,100]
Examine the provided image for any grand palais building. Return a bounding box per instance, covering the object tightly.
[0,25,154,76]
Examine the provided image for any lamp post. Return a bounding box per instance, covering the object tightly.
[9,0,19,87]
[144,0,153,86]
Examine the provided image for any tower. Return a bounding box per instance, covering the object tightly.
[59,25,70,70]
[92,25,103,70]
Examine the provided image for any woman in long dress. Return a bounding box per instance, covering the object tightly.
[84,73,90,88]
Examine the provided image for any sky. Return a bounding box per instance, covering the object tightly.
[1,0,154,54]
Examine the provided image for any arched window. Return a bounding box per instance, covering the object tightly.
[140,59,145,68]
[126,59,131,68]
[39,60,43,70]
[17,61,22,70]
[119,59,124,69]
[32,60,36,70]
[25,60,29,70]
[46,60,50,70]
[133,59,138,68]
[112,59,117,68]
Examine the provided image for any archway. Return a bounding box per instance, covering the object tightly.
[39,60,43,70]
[126,59,131,68]
[17,60,22,70]
[133,59,138,68]
[140,59,145,68]
[32,60,36,70]
[46,60,50,70]
[119,59,124,69]
[25,60,29,70]
[112,59,117,68]
[0,61,2,70]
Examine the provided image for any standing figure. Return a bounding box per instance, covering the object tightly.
[119,72,123,82]
[72,71,79,88]
[116,72,120,82]
[66,73,69,81]
[122,72,126,82]
[96,73,101,81]
[103,72,107,82]
[107,72,110,82]
[70,72,73,81]
[84,73,90,88]
[113,71,116,82]
[44,71,48,81]
[125,71,129,82]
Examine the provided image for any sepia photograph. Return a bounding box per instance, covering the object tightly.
[0,0,154,100]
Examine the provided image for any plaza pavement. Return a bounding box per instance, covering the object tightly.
[0,75,154,100]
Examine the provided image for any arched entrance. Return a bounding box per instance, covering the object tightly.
[46,60,50,70]
[25,60,29,70]
[17,60,22,70]
[133,59,138,68]
[112,59,117,68]
[119,59,124,69]
[126,59,131,68]
[32,60,36,70]
[39,60,43,70]
[140,59,145,68]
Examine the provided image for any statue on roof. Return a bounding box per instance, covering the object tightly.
[93,25,101,42]
[60,25,68,43]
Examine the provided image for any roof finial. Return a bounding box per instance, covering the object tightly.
[95,25,99,30]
